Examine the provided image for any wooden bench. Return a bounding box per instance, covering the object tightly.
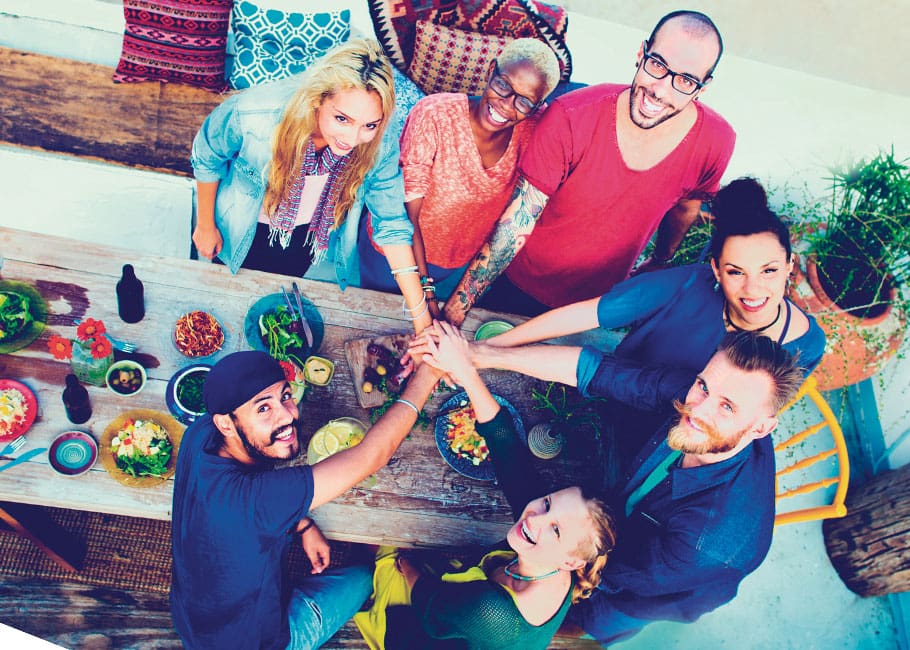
[0,46,226,176]
[0,577,597,649]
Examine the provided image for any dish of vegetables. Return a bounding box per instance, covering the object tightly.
[244,293,324,361]
[434,392,525,481]
[0,282,48,354]
[101,409,184,487]
[166,364,210,425]
[0,379,38,442]
[176,369,207,414]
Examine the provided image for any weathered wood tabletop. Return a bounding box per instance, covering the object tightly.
[0,227,598,549]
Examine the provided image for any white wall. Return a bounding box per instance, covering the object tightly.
[0,146,193,259]
[565,16,910,202]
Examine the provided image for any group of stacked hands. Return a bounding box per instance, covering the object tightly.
[150,3,830,649]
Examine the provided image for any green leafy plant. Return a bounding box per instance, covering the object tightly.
[530,381,603,439]
[809,149,910,319]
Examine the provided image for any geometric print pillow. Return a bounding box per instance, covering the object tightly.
[113,0,233,92]
[229,0,351,90]
[407,20,513,96]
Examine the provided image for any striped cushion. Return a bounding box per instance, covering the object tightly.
[113,0,233,92]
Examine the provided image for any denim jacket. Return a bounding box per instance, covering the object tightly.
[190,67,422,288]
[578,349,776,623]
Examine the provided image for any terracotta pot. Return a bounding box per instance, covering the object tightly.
[788,253,907,391]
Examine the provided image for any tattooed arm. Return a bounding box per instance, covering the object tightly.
[442,177,550,326]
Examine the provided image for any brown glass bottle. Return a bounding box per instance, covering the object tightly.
[116,264,145,323]
[62,374,92,424]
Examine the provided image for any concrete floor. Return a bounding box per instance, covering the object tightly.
[620,521,896,649]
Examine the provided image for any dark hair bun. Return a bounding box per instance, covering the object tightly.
[712,177,768,226]
[709,177,793,260]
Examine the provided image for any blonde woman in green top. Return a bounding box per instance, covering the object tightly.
[368,322,616,649]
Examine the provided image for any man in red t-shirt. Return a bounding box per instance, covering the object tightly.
[443,10,735,322]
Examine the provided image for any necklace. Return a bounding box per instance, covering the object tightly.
[724,301,781,335]
[503,558,560,582]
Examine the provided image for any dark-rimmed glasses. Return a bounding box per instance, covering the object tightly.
[488,62,540,115]
[639,47,705,95]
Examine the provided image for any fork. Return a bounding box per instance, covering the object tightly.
[73,319,137,353]
[106,333,137,354]
[0,435,26,459]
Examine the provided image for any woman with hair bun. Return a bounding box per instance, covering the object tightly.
[483,177,825,378]
[355,322,615,650]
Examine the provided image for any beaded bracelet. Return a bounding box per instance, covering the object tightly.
[391,265,419,276]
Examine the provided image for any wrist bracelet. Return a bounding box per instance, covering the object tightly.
[391,265,419,276]
[395,398,420,416]
[298,520,315,535]
[402,294,427,311]
[404,301,430,321]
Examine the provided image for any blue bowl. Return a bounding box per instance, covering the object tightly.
[167,363,211,425]
[244,293,324,359]
[49,430,98,477]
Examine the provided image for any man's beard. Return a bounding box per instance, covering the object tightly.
[628,83,684,130]
[232,416,301,464]
[666,400,746,455]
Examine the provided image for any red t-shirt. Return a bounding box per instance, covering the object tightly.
[508,84,735,307]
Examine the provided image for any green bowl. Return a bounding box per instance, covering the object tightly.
[474,320,514,341]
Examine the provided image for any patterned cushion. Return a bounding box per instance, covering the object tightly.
[113,0,233,92]
[229,0,351,89]
[368,0,571,82]
[408,21,512,95]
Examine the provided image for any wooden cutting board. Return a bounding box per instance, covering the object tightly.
[343,333,412,408]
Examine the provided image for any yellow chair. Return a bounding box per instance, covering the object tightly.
[773,374,850,526]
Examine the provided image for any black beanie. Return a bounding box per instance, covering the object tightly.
[203,351,285,415]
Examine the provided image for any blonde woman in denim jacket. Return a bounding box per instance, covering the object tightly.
[191,39,431,331]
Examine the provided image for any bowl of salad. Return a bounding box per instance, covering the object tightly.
[100,409,184,487]
[0,281,48,354]
[244,293,324,363]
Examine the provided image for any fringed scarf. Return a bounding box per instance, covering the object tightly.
[268,139,351,263]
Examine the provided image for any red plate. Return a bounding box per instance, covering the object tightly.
[0,378,38,442]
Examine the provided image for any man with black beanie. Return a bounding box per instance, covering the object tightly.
[170,350,438,649]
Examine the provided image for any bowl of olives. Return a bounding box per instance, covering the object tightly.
[105,360,147,396]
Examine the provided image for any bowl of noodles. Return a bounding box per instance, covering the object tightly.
[174,310,225,358]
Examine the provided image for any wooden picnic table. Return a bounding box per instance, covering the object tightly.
[0,227,601,567]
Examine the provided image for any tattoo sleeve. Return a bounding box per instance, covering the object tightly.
[443,177,549,324]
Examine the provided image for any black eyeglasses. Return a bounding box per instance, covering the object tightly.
[639,47,705,95]
[488,62,540,115]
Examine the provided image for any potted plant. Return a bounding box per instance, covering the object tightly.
[529,381,603,460]
[789,149,910,390]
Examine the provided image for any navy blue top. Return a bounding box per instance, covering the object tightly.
[171,416,314,650]
[599,263,826,376]
[580,354,776,622]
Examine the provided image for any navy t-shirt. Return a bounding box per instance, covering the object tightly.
[170,415,314,649]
